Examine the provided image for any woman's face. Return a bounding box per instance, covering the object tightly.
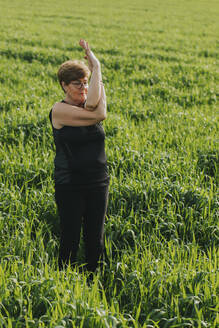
[63,77,88,105]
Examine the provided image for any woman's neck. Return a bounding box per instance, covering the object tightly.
[64,95,85,107]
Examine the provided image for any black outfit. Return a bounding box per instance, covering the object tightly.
[49,105,109,271]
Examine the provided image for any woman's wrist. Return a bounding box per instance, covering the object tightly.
[92,62,100,70]
[86,50,100,68]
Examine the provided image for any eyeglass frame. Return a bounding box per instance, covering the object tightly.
[70,81,89,89]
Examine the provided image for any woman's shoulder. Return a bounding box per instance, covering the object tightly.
[50,102,66,130]
[52,101,64,111]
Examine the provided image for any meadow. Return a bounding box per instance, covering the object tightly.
[0,0,218,327]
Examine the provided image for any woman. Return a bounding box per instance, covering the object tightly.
[49,39,109,272]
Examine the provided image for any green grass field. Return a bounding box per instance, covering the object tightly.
[0,0,218,327]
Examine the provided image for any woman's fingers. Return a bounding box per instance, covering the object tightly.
[79,39,86,49]
[79,39,90,52]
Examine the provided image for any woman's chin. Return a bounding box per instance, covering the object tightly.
[69,94,87,106]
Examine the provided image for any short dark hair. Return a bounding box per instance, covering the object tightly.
[57,60,90,92]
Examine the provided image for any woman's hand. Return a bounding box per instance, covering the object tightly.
[79,39,100,71]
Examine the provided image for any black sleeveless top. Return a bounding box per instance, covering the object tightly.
[49,106,109,189]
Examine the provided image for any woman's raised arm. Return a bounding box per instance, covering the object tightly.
[79,39,102,110]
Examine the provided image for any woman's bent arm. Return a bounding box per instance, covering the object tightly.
[52,84,106,128]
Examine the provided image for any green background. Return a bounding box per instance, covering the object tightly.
[0,0,218,327]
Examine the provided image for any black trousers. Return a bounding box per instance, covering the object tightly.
[55,184,109,272]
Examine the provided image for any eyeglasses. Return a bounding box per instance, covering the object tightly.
[71,81,89,89]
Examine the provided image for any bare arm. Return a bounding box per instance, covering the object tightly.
[79,39,102,110]
[85,65,102,110]
[52,84,106,128]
